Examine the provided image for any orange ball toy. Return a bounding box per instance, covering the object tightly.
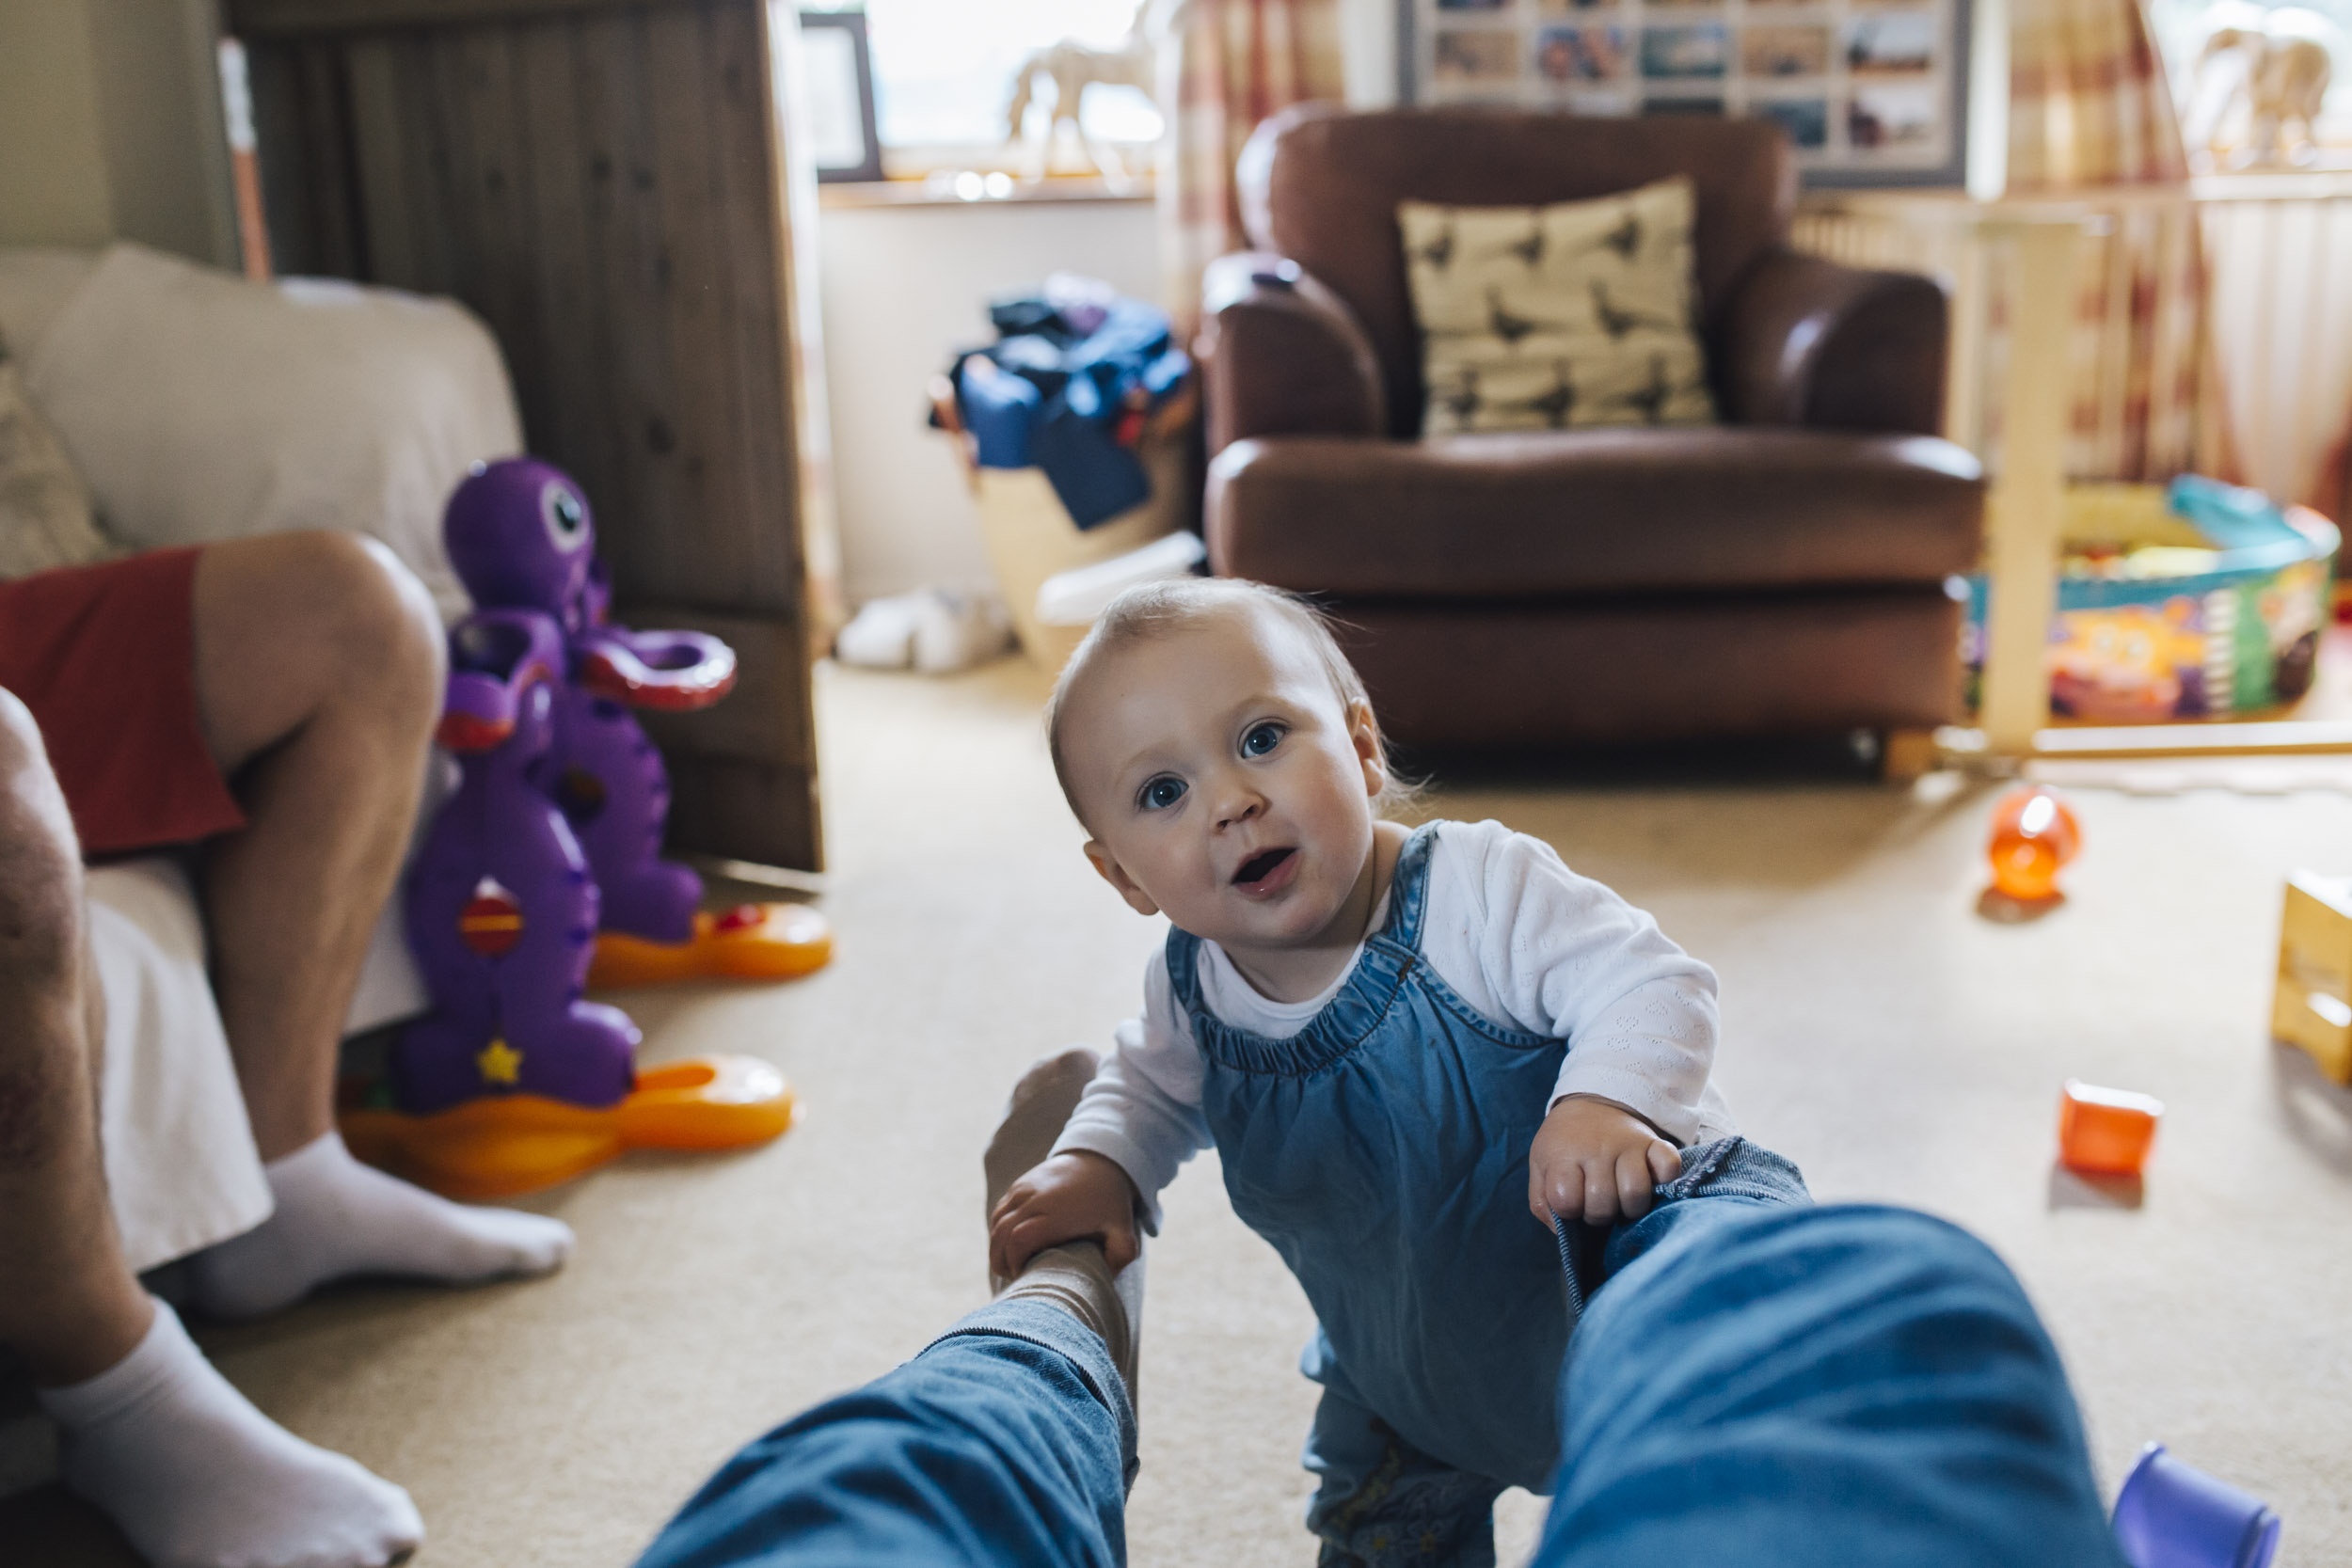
[1987,785,2082,902]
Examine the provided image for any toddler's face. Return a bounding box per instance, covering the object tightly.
[1060,605,1384,956]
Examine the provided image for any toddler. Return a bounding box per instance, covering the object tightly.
[989,578,1735,1565]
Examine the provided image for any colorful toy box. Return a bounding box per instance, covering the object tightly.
[1963,478,2338,724]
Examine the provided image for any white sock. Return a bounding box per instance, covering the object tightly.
[40,1300,423,1568]
[833,594,922,668]
[184,1131,574,1320]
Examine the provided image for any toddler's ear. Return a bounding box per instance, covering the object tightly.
[1346,701,1385,797]
[1083,840,1162,918]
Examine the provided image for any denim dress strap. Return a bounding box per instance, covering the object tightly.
[1162,822,1444,1079]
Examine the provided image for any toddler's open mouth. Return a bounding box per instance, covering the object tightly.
[1232,847,1297,890]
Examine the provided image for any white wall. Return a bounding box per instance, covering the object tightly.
[817,0,1398,608]
[0,3,116,249]
[0,0,235,265]
[817,197,1159,605]
[1340,0,1401,108]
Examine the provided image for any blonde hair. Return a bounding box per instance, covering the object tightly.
[1045,577,1414,825]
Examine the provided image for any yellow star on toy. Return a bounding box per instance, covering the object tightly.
[476,1037,523,1085]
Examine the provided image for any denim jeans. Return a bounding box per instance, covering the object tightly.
[636,1196,2123,1568]
[635,1299,1132,1568]
[1542,1194,2126,1567]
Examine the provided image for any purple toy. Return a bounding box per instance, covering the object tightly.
[393,460,736,1113]
[441,459,736,943]
[394,610,640,1111]
[2112,1444,2280,1568]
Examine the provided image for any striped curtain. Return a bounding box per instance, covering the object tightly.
[2010,0,2187,185]
[2005,0,2226,483]
[1156,0,1345,327]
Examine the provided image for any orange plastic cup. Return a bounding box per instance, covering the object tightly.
[2058,1079,2162,1176]
[1988,785,2082,902]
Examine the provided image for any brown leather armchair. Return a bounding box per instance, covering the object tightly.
[1200,105,1984,752]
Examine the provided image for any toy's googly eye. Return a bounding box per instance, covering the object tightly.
[541,483,590,554]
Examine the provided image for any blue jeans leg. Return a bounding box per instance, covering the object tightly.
[1539,1201,2127,1568]
[633,1299,1135,1568]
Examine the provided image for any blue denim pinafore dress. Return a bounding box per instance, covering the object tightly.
[1170,824,1568,1498]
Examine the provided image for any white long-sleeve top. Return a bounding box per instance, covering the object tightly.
[1053,818,1735,1227]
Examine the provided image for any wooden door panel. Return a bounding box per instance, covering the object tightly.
[233,0,826,869]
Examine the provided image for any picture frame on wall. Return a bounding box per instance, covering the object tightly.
[1398,0,1971,187]
[798,9,885,184]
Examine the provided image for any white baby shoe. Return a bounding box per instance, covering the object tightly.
[835,589,1011,673]
[911,589,1013,673]
[834,594,924,668]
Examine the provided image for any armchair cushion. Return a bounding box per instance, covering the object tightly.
[87,857,271,1274]
[20,243,521,621]
[1208,428,1983,597]
[0,357,114,579]
[1400,179,1715,436]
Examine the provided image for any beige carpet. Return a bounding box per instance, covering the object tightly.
[13,657,2352,1567]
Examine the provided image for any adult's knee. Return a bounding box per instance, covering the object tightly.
[1546,1206,2112,1568]
[0,688,47,788]
[0,690,84,990]
[283,532,446,735]
[0,696,84,1169]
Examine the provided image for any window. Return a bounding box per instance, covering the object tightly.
[807,0,1167,180]
[2147,0,2351,169]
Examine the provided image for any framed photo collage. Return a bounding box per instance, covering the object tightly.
[1405,0,1970,186]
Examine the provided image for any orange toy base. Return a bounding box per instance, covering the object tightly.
[341,1055,794,1199]
[588,902,833,989]
[2058,1078,2162,1176]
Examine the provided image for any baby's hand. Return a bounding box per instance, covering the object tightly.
[1528,1095,1683,1227]
[989,1150,1142,1280]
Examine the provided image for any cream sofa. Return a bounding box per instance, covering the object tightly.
[0,242,522,1490]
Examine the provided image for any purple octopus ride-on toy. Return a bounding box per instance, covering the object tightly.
[396,610,641,1111]
[444,459,736,943]
[393,459,737,1113]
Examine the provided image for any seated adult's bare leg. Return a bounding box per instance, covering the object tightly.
[0,689,152,1386]
[182,533,571,1321]
[0,689,423,1568]
[190,531,447,1160]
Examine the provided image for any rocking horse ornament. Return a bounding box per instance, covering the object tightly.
[2193,6,2337,167]
[1004,0,1181,182]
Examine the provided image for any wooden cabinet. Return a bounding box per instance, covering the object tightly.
[229,0,834,871]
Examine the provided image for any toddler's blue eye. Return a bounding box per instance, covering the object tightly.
[1242,722,1285,757]
[1139,776,1186,811]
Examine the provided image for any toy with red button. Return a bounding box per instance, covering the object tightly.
[355,465,818,1192]
[393,608,641,1114]
[442,458,833,992]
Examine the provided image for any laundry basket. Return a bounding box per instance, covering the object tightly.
[932,377,1197,672]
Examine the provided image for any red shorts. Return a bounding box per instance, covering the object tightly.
[0,547,246,856]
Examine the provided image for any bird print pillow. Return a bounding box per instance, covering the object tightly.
[1400,178,1717,436]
